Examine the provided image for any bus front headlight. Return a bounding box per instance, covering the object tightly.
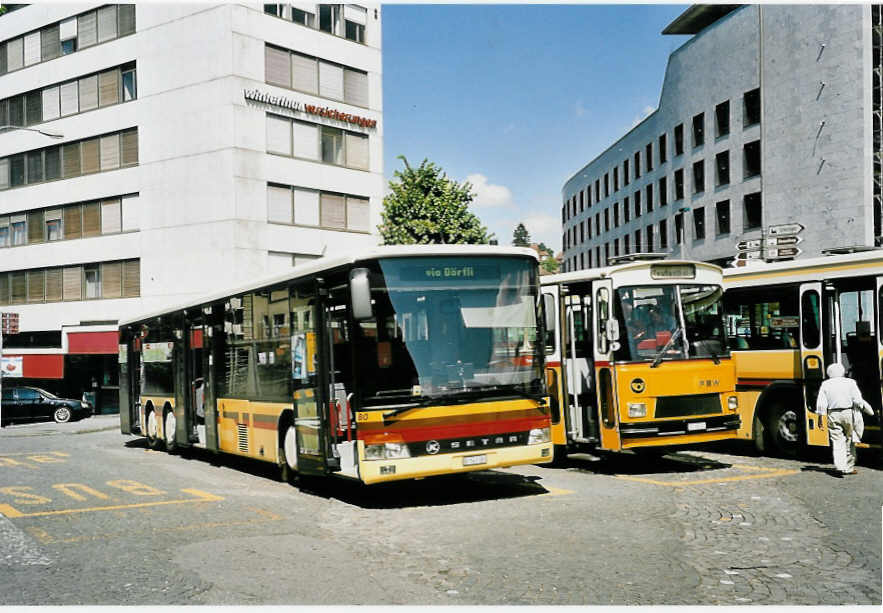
[364,442,411,460]
[628,402,647,418]
[728,396,738,410]
[528,427,550,444]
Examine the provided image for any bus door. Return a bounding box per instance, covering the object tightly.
[800,282,827,445]
[188,320,207,448]
[118,335,136,434]
[542,284,565,444]
[291,281,338,475]
[563,288,596,443]
[594,279,620,451]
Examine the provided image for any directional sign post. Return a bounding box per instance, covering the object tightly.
[767,223,805,236]
[0,312,19,428]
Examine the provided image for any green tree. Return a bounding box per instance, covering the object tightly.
[379,157,492,245]
[540,256,559,275]
[512,223,531,247]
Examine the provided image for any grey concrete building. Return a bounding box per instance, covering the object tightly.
[561,4,882,270]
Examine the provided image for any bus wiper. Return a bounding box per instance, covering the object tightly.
[650,327,683,369]
[708,349,721,365]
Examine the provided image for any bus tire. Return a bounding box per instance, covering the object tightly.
[550,444,569,466]
[279,423,298,483]
[145,407,162,450]
[765,401,802,457]
[751,413,767,455]
[163,408,177,453]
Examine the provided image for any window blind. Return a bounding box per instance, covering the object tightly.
[27,211,44,244]
[62,142,81,178]
[101,198,121,234]
[292,121,318,160]
[100,134,120,170]
[97,6,118,43]
[44,147,60,181]
[318,62,344,100]
[41,25,60,61]
[265,46,291,87]
[11,272,27,304]
[118,4,136,36]
[344,5,367,25]
[64,205,82,239]
[79,75,98,111]
[98,69,120,106]
[123,259,140,297]
[6,38,23,71]
[346,197,370,232]
[62,266,82,301]
[292,53,318,94]
[121,195,139,231]
[78,11,98,48]
[344,69,368,107]
[81,139,100,174]
[45,268,62,302]
[27,270,44,303]
[293,188,320,226]
[82,202,100,237]
[266,115,292,155]
[0,159,8,190]
[25,91,42,126]
[320,194,346,229]
[267,185,293,223]
[42,86,60,121]
[60,81,79,116]
[101,262,122,298]
[121,130,138,166]
[23,32,40,66]
[345,132,368,170]
[0,274,7,305]
[60,17,77,41]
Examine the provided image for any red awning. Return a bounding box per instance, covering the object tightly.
[68,331,119,355]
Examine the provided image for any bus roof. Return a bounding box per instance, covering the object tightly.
[542,259,723,285]
[120,244,539,328]
[723,248,883,288]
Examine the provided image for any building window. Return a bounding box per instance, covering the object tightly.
[693,160,704,194]
[744,192,762,229]
[744,88,761,126]
[646,225,653,252]
[265,44,369,107]
[692,112,704,148]
[674,212,684,245]
[595,180,600,202]
[84,265,100,299]
[674,168,684,200]
[716,200,731,235]
[0,259,139,306]
[319,4,342,35]
[693,207,705,240]
[634,190,641,218]
[674,123,684,156]
[646,184,653,212]
[659,218,668,250]
[268,183,370,233]
[743,140,761,178]
[634,151,641,179]
[604,173,609,198]
[715,100,730,137]
[344,5,367,42]
[613,167,619,192]
[659,133,667,164]
[634,229,641,253]
[613,202,619,228]
[716,151,730,186]
[579,190,584,212]
[624,197,630,223]
[604,209,610,232]
[604,243,609,265]
[624,234,630,254]
[645,143,653,171]
[659,177,667,207]
[623,160,629,186]
[595,213,600,236]
[266,114,369,170]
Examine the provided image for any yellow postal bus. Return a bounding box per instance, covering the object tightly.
[541,255,740,459]
[723,248,882,455]
[119,246,554,484]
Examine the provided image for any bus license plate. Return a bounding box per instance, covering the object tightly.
[463,454,487,466]
[687,421,706,432]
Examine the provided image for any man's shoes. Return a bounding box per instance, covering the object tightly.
[843,469,858,475]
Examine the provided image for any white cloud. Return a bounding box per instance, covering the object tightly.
[466,173,513,208]
[630,105,656,129]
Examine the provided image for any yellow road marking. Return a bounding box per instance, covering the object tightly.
[614,465,799,487]
[541,486,574,496]
[0,488,222,519]
[0,452,69,458]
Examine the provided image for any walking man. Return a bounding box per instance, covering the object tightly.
[815,363,875,476]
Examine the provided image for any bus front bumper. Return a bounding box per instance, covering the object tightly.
[619,415,741,447]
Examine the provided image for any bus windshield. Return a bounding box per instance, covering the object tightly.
[358,257,543,406]
[615,284,728,363]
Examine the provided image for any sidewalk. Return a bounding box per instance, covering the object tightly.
[0,413,120,436]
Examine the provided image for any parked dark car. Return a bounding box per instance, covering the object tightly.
[0,386,93,424]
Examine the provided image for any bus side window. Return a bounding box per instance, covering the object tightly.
[596,288,609,354]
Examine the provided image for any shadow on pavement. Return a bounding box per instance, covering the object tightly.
[551,449,732,476]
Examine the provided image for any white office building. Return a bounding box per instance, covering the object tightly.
[0,3,383,409]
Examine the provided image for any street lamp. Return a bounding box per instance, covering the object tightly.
[0,125,64,139]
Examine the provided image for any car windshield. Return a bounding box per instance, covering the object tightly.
[356,256,544,406]
[614,284,728,362]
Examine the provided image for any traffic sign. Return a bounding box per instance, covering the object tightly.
[766,246,802,259]
[736,250,763,260]
[767,223,805,236]
[737,239,763,250]
[766,235,802,247]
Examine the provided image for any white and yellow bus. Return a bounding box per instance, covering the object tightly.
[541,256,740,459]
[119,245,554,484]
[723,248,883,456]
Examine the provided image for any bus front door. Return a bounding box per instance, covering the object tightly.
[188,323,207,448]
[800,282,827,446]
[564,290,597,444]
[594,280,620,451]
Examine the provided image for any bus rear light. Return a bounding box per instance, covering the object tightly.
[628,402,647,418]
[728,396,738,410]
[528,427,550,444]
[364,442,411,460]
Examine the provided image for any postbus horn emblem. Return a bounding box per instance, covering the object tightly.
[426,440,441,455]
[630,378,646,394]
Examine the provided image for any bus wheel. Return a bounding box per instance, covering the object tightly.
[279,424,298,483]
[549,444,569,466]
[766,402,801,457]
[164,409,177,453]
[145,409,162,450]
[751,413,767,455]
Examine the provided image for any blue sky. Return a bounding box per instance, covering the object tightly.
[382,4,690,251]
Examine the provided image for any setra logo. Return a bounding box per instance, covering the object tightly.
[425,440,441,455]
[630,378,646,394]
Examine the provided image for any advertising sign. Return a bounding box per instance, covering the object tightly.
[1,356,23,378]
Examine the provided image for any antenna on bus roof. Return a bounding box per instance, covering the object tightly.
[607,253,669,266]
[820,245,881,256]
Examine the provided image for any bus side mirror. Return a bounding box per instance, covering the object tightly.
[606,318,620,341]
[543,293,556,334]
[350,268,373,321]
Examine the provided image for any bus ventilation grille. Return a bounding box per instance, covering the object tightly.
[237,424,248,452]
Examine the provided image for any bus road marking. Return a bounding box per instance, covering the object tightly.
[613,465,800,487]
[540,487,574,497]
[0,452,70,469]
[0,489,223,519]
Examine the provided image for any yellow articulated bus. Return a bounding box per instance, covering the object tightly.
[540,255,740,460]
[722,247,883,456]
[119,245,554,485]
